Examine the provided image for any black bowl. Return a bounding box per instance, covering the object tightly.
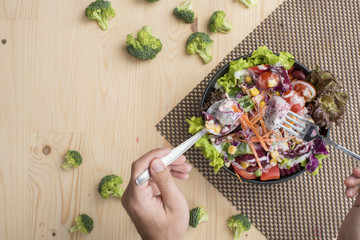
[200,55,312,184]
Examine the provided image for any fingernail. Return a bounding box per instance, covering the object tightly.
[347,188,354,196]
[151,159,165,173]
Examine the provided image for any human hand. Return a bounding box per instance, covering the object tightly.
[337,166,360,240]
[121,148,192,240]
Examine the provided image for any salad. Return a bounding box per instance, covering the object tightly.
[187,46,348,181]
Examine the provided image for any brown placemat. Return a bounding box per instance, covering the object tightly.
[156,1,360,239]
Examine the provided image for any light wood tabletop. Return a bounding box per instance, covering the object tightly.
[0,0,284,239]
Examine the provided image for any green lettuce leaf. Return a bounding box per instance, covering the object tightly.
[186,117,204,134]
[234,142,253,156]
[280,158,291,169]
[217,58,253,92]
[236,95,255,112]
[195,134,224,173]
[246,46,295,70]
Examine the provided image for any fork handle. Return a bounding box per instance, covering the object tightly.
[322,137,360,161]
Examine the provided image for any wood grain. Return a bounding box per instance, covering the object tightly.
[0,0,284,239]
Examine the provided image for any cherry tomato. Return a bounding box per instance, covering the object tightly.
[233,164,258,180]
[292,80,317,102]
[248,65,269,75]
[260,165,280,181]
[282,90,305,114]
[256,71,280,90]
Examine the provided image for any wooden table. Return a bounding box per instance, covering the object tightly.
[0,0,284,239]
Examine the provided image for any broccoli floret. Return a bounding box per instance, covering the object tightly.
[174,0,195,24]
[186,32,213,64]
[126,26,162,60]
[189,207,208,228]
[69,214,94,234]
[209,10,233,34]
[62,150,82,169]
[235,0,257,8]
[98,174,124,199]
[227,214,251,240]
[85,0,115,31]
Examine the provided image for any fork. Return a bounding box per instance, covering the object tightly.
[281,111,360,161]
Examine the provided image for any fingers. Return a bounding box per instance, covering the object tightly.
[353,167,360,178]
[131,148,171,182]
[149,159,182,209]
[170,171,189,180]
[344,173,360,198]
[169,163,192,173]
[170,155,186,166]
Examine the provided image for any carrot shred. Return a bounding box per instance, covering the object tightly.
[250,106,267,124]
[241,115,268,151]
[260,118,267,135]
[262,130,273,138]
[248,142,263,170]
[235,171,243,183]
[237,136,295,144]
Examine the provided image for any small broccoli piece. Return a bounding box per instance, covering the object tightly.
[235,0,257,8]
[174,0,195,24]
[186,32,213,64]
[85,0,115,31]
[227,214,251,240]
[126,26,162,60]
[189,207,208,228]
[62,150,82,169]
[69,214,94,234]
[146,0,159,2]
[98,174,124,199]
[209,10,233,34]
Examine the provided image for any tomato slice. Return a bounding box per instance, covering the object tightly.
[233,164,258,179]
[292,80,317,102]
[282,90,305,114]
[256,71,280,90]
[260,165,280,181]
[248,65,269,75]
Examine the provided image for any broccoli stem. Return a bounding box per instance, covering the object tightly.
[219,21,233,34]
[234,229,242,240]
[196,49,212,64]
[92,13,108,30]
[69,225,79,233]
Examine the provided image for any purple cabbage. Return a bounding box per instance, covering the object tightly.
[202,111,214,121]
[281,143,312,158]
[305,155,320,174]
[280,163,301,176]
[235,146,266,163]
[269,65,292,94]
[312,139,329,155]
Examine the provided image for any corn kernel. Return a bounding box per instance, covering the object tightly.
[228,145,237,155]
[240,161,249,168]
[270,158,277,166]
[250,87,260,96]
[268,78,278,88]
[275,91,280,96]
[214,125,221,134]
[270,151,279,159]
[259,101,266,108]
[245,76,252,83]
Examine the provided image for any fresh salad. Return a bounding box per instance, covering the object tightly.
[187,46,348,181]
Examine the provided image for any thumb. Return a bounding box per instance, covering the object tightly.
[150,159,181,209]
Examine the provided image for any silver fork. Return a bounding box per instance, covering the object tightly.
[281,111,360,161]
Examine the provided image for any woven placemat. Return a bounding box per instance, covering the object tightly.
[156,1,360,239]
